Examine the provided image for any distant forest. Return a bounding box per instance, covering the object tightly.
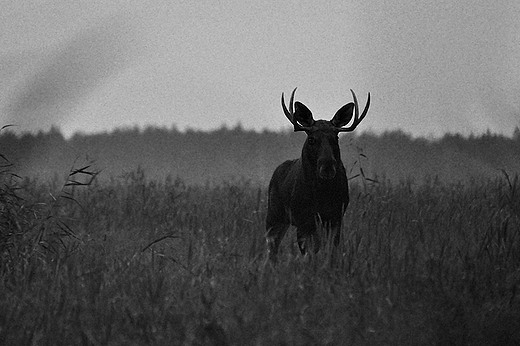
[2,125,520,185]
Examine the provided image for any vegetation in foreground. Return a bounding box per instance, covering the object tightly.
[1,164,520,345]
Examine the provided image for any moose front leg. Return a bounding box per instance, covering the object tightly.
[296,220,321,255]
[316,219,343,257]
[266,223,289,262]
[319,204,345,249]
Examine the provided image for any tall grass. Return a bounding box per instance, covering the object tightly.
[1,166,519,345]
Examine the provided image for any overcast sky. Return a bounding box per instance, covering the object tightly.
[1,0,520,138]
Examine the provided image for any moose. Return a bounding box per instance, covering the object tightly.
[266,88,370,261]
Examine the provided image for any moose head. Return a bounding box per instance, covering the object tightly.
[281,88,370,181]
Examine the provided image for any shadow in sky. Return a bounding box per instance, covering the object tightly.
[4,16,137,132]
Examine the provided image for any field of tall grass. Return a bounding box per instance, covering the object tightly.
[1,160,520,345]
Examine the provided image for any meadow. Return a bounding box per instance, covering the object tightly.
[1,159,520,345]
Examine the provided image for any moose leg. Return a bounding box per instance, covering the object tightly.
[266,223,289,262]
[296,220,320,255]
[320,207,344,249]
[266,190,290,262]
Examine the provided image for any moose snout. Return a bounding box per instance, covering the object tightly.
[317,158,337,180]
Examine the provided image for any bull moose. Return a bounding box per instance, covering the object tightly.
[266,88,370,261]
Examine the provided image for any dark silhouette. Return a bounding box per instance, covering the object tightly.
[265,88,370,260]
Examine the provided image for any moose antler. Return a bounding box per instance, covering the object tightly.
[281,88,314,132]
[336,90,371,132]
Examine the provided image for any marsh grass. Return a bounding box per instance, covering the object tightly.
[1,165,520,345]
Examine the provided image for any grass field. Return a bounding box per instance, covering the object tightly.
[1,165,520,345]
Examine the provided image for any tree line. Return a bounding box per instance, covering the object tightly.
[2,125,520,185]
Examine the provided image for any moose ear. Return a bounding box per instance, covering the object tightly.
[331,103,355,128]
[294,101,314,127]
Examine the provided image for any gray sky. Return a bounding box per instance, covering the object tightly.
[1,0,520,138]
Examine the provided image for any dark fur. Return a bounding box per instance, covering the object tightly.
[266,118,351,260]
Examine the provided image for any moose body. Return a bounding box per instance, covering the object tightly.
[266,88,370,260]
